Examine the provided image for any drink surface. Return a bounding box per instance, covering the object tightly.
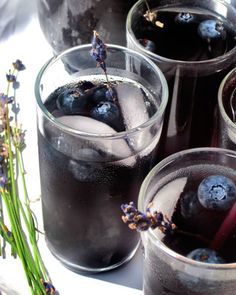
[150,164,236,262]
[134,7,236,61]
[130,6,236,158]
[44,75,158,133]
[38,77,161,271]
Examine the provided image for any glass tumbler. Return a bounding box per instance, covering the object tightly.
[126,0,236,159]
[218,67,236,150]
[138,147,236,295]
[34,44,168,273]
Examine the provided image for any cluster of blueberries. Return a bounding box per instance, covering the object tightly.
[139,12,226,53]
[56,81,125,131]
[122,175,236,264]
[55,31,127,131]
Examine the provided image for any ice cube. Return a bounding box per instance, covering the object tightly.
[116,83,149,130]
[68,158,105,182]
[57,115,117,135]
[55,115,136,166]
[116,83,152,151]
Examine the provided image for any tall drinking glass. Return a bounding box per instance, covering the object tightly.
[138,147,236,295]
[35,44,168,273]
[127,0,236,158]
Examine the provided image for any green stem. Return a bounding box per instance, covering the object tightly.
[5,107,19,218]
[16,149,48,280]
[2,182,45,294]
[0,67,51,295]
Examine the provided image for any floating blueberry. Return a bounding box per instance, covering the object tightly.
[139,39,156,52]
[198,20,225,40]
[83,84,117,104]
[90,101,121,130]
[187,248,225,264]
[90,85,108,104]
[175,12,193,24]
[56,87,87,115]
[198,175,236,211]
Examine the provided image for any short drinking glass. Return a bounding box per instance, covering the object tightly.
[127,0,236,158]
[138,147,236,295]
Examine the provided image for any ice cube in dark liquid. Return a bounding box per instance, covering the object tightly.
[132,7,236,158]
[38,79,160,272]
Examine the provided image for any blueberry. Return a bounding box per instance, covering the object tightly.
[91,86,107,104]
[139,39,156,52]
[90,101,121,129]
[85,84,116,104]
[198,20,225,40]
[187,248,225,264]
[198,175,236,211]
[56,87,87,115]
[175,12,194,24]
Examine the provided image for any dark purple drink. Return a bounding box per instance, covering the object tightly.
[37,75,165,272]
[127,2,236,158]
[36,0,137,53]
[139,148,236,295]
[35,44,168,273]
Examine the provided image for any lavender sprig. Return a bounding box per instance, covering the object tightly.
[121,202,176,235]
[121,202,210,244]
[90,30,107,72]
[90,30,117,101]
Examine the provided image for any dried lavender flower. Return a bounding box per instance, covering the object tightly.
[121,202,176,234]
[90,30,117,101]
[90,30,107,72]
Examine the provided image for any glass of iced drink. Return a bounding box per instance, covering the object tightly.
[138,147,236,295]
[34,43,168,273]
[218,67,236,150]
[126,0,236,159]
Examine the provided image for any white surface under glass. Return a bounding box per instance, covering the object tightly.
[0,1,143,294]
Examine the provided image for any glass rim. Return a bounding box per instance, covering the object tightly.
[218,67,236,131]
[138,147,236,270]
[126,0,236,67]
[34,43,168,139]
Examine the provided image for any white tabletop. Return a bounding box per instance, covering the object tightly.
[0,1,143,294]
